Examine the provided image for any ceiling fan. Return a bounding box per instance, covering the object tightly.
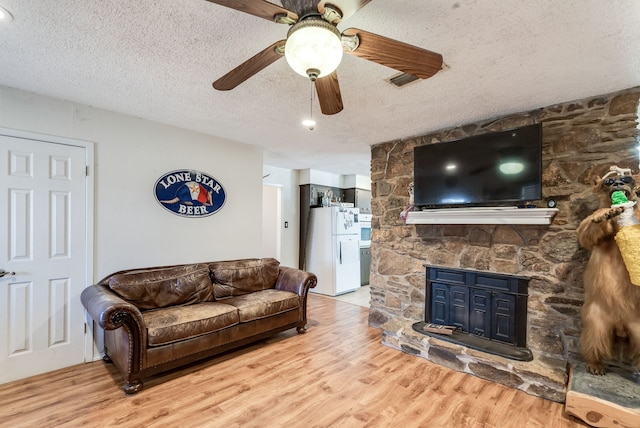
[207,0,443,115]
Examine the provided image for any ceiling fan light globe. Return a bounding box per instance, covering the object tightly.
[285,20,343,79]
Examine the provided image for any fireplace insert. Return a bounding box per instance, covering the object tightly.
[414,265,533,361]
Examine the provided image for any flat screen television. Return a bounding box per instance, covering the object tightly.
[413,123,542,208]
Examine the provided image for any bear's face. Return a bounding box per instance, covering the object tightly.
[594,174,637,207]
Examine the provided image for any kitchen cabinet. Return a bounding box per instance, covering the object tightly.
[360,247,371,286]
[343,188,371,213]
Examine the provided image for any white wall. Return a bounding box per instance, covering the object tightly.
[341,174,372,191]
[298,168,342,187]
[0,86,263,280]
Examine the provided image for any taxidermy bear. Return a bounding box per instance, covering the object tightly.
[576,166,640,375]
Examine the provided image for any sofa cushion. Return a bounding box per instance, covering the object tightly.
[220,289,299,322]
[209,258,280,299]
[143,302,239,346]
[108,264,213,310]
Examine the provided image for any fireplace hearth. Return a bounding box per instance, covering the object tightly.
[416,265,532,361]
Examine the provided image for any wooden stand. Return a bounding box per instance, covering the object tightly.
[565,363,640,427]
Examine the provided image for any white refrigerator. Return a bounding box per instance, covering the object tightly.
[307,206,361,296]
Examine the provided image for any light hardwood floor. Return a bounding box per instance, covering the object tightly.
[0,294,586,428]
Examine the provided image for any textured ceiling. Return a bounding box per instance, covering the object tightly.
[1,0,639,177]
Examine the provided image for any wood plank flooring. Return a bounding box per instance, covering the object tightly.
[0,294,587,428]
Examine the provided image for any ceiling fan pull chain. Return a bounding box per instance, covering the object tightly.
[310,79,314,119]
[309,80,315,130]
[301,79,317,129]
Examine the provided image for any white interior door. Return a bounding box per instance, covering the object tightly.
[262,184,282,260]
[0,133,89,384]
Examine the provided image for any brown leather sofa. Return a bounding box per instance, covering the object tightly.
[81,258,317,394]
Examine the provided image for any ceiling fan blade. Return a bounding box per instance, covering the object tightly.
[204,0,297,23]
[318,1,372,21]
[343,28,443,79]
[315,71,343,115]
[213,40,286,90]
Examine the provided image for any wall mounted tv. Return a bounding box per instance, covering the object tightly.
[413,123,543,208]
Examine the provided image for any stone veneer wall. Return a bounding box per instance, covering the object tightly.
[369,87,640,402]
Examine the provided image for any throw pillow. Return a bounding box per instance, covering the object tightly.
[109,263,213,310]
[209,258,280,298]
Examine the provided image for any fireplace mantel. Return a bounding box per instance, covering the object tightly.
[405,207,559,225]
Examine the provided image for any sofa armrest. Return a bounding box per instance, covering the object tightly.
[274,266,317,296]
[81,284,147,344]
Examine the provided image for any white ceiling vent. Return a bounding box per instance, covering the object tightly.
[386,72,420,88]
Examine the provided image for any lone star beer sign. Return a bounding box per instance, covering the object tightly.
[154,169,226,217]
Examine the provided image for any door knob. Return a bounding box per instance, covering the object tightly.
[0,269,16,278]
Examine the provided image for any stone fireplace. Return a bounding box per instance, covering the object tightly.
[367,87,640,402]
